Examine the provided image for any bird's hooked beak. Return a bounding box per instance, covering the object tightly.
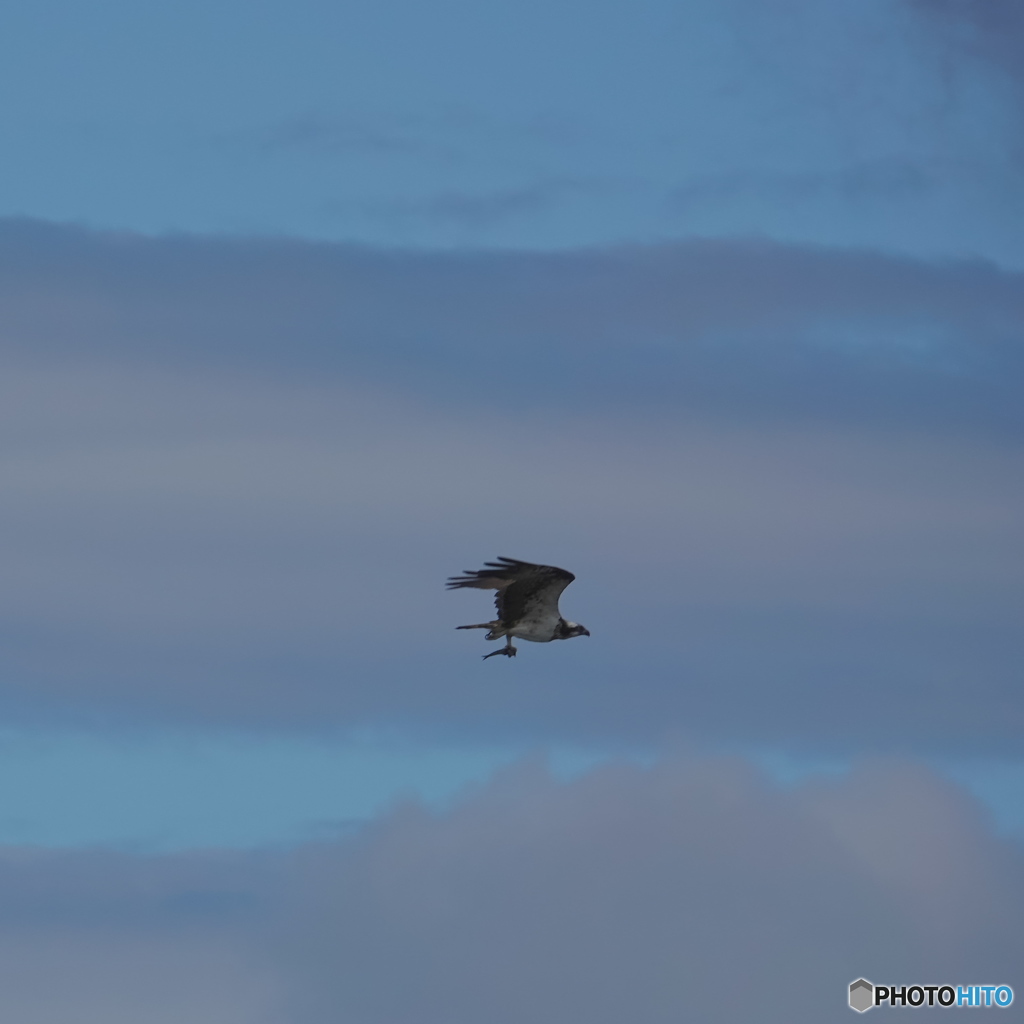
[580,627,591,637]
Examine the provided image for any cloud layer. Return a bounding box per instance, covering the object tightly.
[3,220,1023,428]
[0,755,1020,1023]
[0,221,1020,752]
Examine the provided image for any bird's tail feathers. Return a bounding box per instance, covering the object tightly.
[457,622,507,641]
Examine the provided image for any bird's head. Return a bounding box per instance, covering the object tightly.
[559,621,590,639]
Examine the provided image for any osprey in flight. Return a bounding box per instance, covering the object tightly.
[447,557,590,659]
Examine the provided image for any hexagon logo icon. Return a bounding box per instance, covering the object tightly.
[849,979,874,1013]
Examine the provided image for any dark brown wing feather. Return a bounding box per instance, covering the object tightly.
[447,557,575,624]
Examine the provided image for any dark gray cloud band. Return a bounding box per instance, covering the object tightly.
[1,218,1022,432]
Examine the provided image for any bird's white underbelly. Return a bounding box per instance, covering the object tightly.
[508,617,557,643]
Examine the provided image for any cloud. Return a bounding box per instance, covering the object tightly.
[0,845,279,1024]
[671,160,937,210]
[0,355,1018,748]
[0,756,1020,1023]
[908,0,1024,88]
[277,757,1024,1024]
[357,179,585,229]
[221,112,434,159]
[2,219,1023,427]
[0,220,1021,750]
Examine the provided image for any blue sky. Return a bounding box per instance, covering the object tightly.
[1,0,1023,1020]
[2,0,1023,258]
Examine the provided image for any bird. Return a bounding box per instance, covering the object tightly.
[447,557,590,659]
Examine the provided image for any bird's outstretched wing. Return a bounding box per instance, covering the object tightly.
[447,557,575,624]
